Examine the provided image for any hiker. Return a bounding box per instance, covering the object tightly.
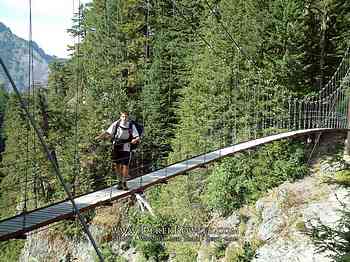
[95,111,140,190]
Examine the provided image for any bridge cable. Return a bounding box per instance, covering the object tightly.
[29,0,39,209]
[73,1,104,259]
[172,0,241,145]
[23,0,34,228]
[170,0,224,62]
[0,56,105,262]
[203,0,259,70]
[307,67,350,163]
[0,3,104,261]
[203,0,267,141]
[102,0,114,199]
[72,0,81,197]
[170,0,257,145]
[142,0,150,187]
[203,0,349,136]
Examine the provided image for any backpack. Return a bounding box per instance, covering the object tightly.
[112,119,144,150]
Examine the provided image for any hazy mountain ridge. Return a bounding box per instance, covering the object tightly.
[0,22,56,90]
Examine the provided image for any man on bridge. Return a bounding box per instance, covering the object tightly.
[96,111,140,190]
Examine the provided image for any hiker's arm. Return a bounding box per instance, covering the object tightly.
[95,132,112,141]
[131,137,140,144]
[131,124,140,144]
[95,122,116,141]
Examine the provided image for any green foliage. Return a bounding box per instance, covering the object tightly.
[257,0,305,94]
[333,170,350,187]
[168,244,199,262]
[205,141,308,215]
[302,0,350,91]
[130,211,175,239]
[0,84,8,161]
[1,0,349,259]
[129,212,171,260]
[127,170,209,261]
[146,170,210,226]
[0,240,25,262]
[295,220,307,232]
[0,84,8,113]
[309,208,350,262]
[50,210,95,240]
[213,239,227,258]
[135,241,168,261]
[0,94,31,217]
[54,220,84,240]
[324,169,350,187]
[226,242,257,262]
[95,243,125,262]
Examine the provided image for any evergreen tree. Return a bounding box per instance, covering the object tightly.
[303,0,350,92]
[257,0,305,94]
[141,0,204,167]
[0,94,31,217]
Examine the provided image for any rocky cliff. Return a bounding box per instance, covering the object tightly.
[0,22,55,90]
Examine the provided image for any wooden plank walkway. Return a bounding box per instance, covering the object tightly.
[0,128,346,241]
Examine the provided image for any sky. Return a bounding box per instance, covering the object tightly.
[0,0,91,58]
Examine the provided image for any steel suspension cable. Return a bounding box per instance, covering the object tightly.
[170,0,223,61]
[0,58,105,261]
[168,0,172,166]
[72,0,82,197]
[174,0,348,136]
[139,0,151,187]
[296,99,300,130]
[28,0,39,209]
[0,3,104,260]
[23,0,34,225]
[317,47,350,99]
[203,0,259,69]
[233,52,239,143]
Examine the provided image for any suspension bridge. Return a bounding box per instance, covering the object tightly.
[1,1,350,261]
[0,126,348,242]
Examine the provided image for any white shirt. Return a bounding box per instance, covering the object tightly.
[106,120,139,151]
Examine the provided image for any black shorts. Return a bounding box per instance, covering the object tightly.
[112,148,131,165]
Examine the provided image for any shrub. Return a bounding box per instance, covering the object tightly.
[0,240,24,262]
[129,212,172,261]
[226,242,257,262]
[334,170,350,187]
[205,140,308,216]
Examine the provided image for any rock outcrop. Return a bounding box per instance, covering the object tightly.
[0,22,56,90]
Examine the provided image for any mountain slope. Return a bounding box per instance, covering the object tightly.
[0,22,56,90]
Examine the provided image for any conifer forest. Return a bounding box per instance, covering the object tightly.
[1,0,350,261]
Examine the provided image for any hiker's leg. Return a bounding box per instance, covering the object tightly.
[115,164,123,179]
[116,164,122,175]
[112,163,118,174]
[121,164,129,178]
[111,146,121,179]
[118,164,128,190]
[112,162,122,188]
[112,151,129,189]
[115,163,124,189]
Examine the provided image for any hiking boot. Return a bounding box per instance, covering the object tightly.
[116,181,128,190]
[117,182,123,190]
[122,182,129,190]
